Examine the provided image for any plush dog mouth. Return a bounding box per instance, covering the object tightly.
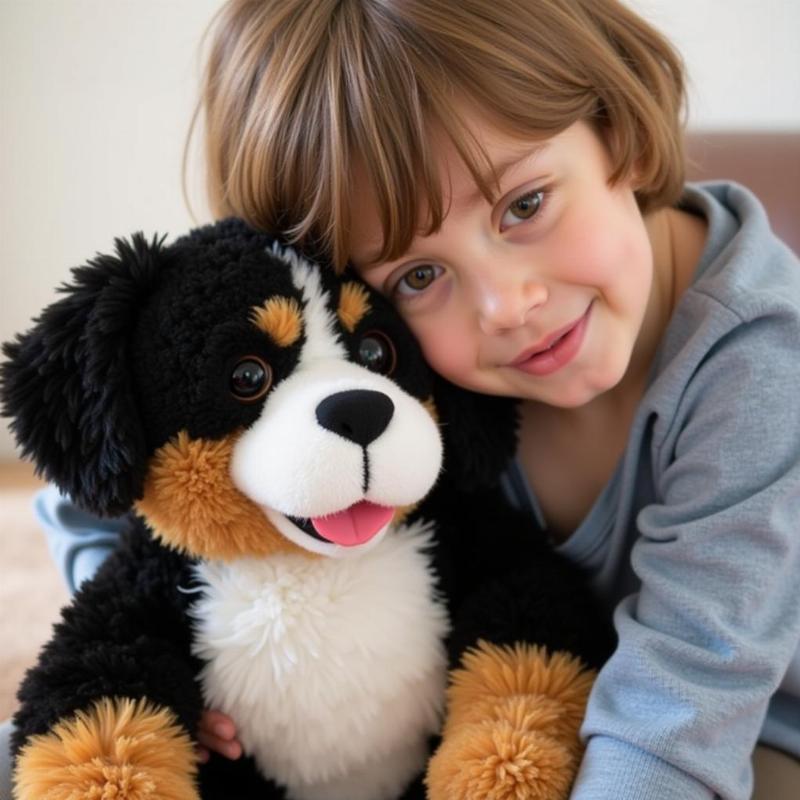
[287,501,395,548]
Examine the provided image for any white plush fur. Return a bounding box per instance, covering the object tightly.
[191,521,449,800]
[273,242,347,365]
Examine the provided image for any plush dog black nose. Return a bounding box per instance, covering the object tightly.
[316,390,394,447]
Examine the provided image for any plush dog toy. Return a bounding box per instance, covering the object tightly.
[1,219,612,800]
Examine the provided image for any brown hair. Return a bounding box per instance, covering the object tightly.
[187,0,687,270]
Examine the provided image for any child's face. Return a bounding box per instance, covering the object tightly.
[350,117,654,408]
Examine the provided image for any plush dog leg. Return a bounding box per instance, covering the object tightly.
[426,642,595,800]
[13,697,198,800]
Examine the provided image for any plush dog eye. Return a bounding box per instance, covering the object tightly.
[357,331,396,376]
[230,356,272,402]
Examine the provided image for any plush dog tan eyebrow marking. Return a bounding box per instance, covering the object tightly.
[338,281,372,332]
[250,296,303,346]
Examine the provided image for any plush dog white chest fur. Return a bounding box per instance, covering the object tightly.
[191,521,449,800]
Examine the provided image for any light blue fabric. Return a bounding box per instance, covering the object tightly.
[504,182,800,799]
[34,484,124,594]
[1,718,13,800]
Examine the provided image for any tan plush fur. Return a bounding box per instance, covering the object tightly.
[337,282,371,332]
[250,296,303,346]
[426,642,596,800]
[135,430,305,560]
[13,697,198,800]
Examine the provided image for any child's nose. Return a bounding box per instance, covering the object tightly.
[476,275,548,335]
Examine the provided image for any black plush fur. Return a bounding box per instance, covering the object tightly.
[1,219,614,799]
[12,524,204,744]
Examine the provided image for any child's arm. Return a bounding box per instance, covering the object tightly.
[571,311,800,800]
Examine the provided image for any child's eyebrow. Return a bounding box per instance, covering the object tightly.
[357,253,392,271]
[468,142,551,205]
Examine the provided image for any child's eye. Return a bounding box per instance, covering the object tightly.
[395,264,443,296]
[500,189,545,230]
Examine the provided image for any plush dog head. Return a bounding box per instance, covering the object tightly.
[2,219,517,560]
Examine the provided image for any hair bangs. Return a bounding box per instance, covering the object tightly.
[190,0,688,269]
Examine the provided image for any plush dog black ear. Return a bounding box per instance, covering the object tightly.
[1,234,166,516]
[433,375,519,491]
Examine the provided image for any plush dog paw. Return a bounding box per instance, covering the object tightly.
[13,697,199,800]
[425,641,595,800]
[426,713,576,800]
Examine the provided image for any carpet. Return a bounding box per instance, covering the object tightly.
[0,462,69,721]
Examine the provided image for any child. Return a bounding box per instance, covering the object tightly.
[4,1,800,798]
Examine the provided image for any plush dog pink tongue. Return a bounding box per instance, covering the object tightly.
[311,501,394,547]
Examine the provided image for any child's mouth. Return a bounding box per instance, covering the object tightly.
[510,303,593,377]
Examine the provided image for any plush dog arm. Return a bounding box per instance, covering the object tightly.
[11,522,204,800]
[426,642,594,800]
[418,484,613,800]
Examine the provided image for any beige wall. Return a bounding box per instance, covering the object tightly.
[2,0,799,461]
[632,0,800,130]
[1,0,221,461]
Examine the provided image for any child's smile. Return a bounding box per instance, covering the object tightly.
[350,116,658,409]
[507,301,594,378]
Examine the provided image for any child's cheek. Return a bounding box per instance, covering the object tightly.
[421,326,466,377]
[412,315,474,387]
[547,194,651,290]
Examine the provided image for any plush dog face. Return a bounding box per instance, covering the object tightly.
[2,221,443,560]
